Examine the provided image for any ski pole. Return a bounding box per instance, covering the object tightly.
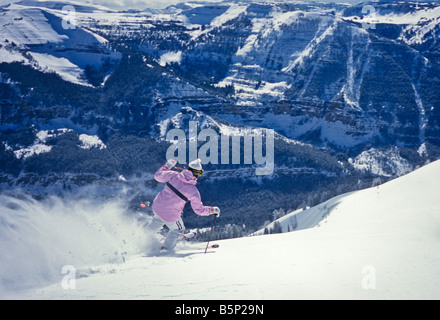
[204,215,217,254]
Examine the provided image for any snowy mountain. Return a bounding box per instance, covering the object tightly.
[0,0,119,85]
[3,159,440,299]
[2,0,440,147]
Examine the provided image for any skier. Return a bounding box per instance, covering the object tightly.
[147,158,220,251]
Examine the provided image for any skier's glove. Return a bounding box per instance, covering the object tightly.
[209,206,220,217]
[164,159,177,169]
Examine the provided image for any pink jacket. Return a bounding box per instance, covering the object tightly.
[152,166,211,222]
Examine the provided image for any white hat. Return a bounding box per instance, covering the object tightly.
[188,158,203,171]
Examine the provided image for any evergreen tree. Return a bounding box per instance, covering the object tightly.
[272,221,282,234]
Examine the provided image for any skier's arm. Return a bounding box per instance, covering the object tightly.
[154,161,177,183]
[188,188,211,217]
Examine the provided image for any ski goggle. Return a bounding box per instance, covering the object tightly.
[190,168,203,177]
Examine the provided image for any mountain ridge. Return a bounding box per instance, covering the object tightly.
[1,0,439,233]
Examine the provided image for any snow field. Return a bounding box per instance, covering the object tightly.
[4,160,440,299]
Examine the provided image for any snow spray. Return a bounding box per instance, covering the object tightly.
[0,194,148,294]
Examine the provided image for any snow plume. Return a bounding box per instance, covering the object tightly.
[0,193,151,295]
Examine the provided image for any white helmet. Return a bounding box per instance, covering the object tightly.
[188,158,203,177]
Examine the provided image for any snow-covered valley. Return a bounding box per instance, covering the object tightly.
[2,159,440,300]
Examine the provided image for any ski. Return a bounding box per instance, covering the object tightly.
[181,231,196,241]
[139,201,151,208]
[202,244,219,249]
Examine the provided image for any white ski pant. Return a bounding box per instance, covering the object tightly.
[146,212,185,250]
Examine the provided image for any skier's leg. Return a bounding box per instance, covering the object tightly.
[163,218,185,250]
[146,212,165,234]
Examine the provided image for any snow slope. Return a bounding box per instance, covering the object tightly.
[2,160,440,300]
[0,1,118,85]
